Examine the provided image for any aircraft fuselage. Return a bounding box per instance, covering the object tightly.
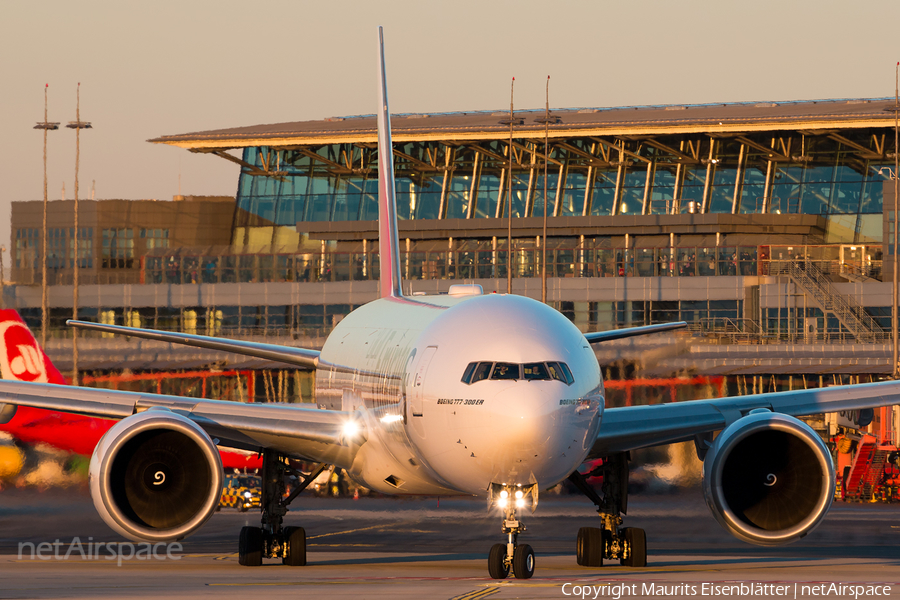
[316,292,605,496]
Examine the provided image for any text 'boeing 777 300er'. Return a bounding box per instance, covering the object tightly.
[2,27,900,579]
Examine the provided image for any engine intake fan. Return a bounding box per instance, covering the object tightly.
[90,408,223,542]
[702,410,834,546]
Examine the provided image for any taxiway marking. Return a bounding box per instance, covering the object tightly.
[449,587,499,600]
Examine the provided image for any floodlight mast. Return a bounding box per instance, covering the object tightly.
[66,83,92,386]
[34,84,59,348]
[542,77,549,304]
[507,78,514,294]
[891,62,900,380]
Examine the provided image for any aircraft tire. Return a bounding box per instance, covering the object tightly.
[487,543,509,579]
[620,527,646,567]
[513,544,535,579]
[576,527,603,567]
[282,526,307,566]
[239,526,263,566]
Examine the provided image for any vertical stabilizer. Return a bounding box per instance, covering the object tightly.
[376,26,403,299]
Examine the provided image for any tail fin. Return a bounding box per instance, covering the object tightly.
[0,310,66,385]
[376,26,403,299]
[0,309,66,427]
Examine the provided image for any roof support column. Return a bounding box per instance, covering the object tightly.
[552,161,565,217]
[438,147,454,219]
[762,138,775,214]
[495,166,506,219]
[641,156,655,215]
[525,145,537,217]
[672,140,687,214]
[582,165,595,217]
[612,145,624,216]
[672,163,684,214]
[701,139,715,214]
[467,151,482,218]
[731,143,746,214]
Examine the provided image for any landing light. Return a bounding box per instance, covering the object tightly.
[380,414,403,423]
[343,421,361,439]
[499,490,509,499]
[515,490,524,500]
[515,499,525,508]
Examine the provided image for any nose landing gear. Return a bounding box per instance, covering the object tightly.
[569,452,647,568]
[487,485,536,579]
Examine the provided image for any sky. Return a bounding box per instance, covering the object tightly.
[2,0,900,265]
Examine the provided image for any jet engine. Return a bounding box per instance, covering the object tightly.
[90,408,223,542]
[702,410,834,546]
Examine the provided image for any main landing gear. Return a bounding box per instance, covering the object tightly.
[238,450,328,567]
[487,485,536,580]
[568,452,647,568]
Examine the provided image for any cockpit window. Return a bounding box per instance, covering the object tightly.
[490,362,520,380]
[472,362,492,383]
[523,362,549,381]
[462,361,493,384]
[547,362,566,383]
[547,362,574,384]
[463,361,573,385]
[559,362,575,385]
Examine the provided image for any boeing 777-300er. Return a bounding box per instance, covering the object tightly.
[1,27,900,579]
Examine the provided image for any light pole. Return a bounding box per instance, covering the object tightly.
[506,78,515,294]
[891,62,900,379]
[538,76,550,304]
[33,84,59,347]
[66,83,91,386]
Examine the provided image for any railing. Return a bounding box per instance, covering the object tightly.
[132,245,764,285]
[770,260,885,343]
[690,317,767,344]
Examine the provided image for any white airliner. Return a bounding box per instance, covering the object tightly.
[1,27,899,580]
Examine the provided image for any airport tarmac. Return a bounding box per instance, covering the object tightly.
[2,486,900,599]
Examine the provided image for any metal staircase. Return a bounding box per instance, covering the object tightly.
[862,449,889,499]
[770,260,884,343]
[844,436,876,501]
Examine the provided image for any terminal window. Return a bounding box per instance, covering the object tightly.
[102,228,134,269]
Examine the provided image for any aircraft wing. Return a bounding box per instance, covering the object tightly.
[0,380,361,467]
[584,321,688,343]
[590,379,900,457]
[67,320,320,369]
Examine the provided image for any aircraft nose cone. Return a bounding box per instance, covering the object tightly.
[488,386,553,447]
[472,385,580,485]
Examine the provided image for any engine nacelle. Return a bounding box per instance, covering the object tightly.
[90,408,223,542]
[702,410,834,546]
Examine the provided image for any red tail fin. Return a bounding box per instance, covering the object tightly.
[0,310,66,384]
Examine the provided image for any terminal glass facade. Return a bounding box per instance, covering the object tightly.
[234,130,894,245]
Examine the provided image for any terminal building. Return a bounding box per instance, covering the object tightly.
[8,98,900,393]
[8,95,900,499]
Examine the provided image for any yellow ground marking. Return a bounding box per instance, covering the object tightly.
[306,523,401,539]
[449,587,500,600]
[209,581,387,587]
